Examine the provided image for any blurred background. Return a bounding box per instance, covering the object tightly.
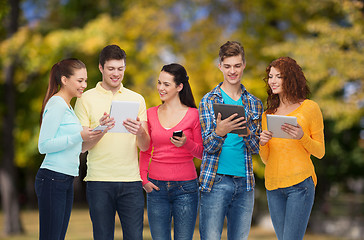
[0,0,363,239]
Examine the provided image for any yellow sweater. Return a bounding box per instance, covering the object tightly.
[259,100,325,190]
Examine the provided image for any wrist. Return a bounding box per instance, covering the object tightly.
[215,128,226,137]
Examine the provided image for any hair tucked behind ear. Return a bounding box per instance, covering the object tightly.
[161,63,197,108]
[40,58,86,125]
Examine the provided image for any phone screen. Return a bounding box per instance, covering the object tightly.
[92,125,107,132]
[173,130,183,138]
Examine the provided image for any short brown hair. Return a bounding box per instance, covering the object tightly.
[99,45,126,68]
[219,41,245,64]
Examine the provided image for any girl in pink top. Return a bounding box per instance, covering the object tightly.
[140,63,203,240]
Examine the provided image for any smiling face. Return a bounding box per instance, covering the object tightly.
[268,67,284,96]
[99,59,126,93]
[62,68,87,98]
[219,54,246,86]
[157,71,182,103]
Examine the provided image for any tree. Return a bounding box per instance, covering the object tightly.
[0,0,24,235]
[0,0,363,236]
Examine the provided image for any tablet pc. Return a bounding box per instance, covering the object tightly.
[213,103,247,135]
[109,101,140,133]
[266,114,297,139]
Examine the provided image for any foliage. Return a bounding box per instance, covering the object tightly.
[260,0,364,186]
[0,0,363,205]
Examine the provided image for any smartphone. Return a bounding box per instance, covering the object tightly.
[172,130,183,139]
[92,125,107,132]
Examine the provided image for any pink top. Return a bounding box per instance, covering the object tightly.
[139,106,203,186]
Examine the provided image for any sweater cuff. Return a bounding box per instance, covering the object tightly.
[298,132,310,145]
[142,179,150,186]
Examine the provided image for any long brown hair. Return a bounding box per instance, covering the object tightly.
[263,57,310,114]
[40,58,86,125]
[161,63,197,108]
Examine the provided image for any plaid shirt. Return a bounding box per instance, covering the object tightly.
[198,83,263,192]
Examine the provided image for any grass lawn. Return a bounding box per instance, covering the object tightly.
[0,208,342,240]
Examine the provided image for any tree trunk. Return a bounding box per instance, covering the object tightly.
[0,0,24,235]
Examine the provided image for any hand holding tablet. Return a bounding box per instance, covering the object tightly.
[108,101,140,133]
[213,103,247,135]
[266,115,298,139]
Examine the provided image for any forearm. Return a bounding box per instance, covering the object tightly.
[299,132,325,159]
[299,102,325,159]
[136,130,150,151]
[259,144,269,164]
[39,133,82,154]
[244,133,260,155]
[243,119,261,155]
[183,138,203,159]
[139,150,151,185]
[203,131,225,154]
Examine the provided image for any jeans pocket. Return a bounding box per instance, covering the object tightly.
[180,180,198,193]
[51,174,73,191]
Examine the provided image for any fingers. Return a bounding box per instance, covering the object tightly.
[216,112,222,122]
[259,130,273,146]
[216,113,247,137]
[281,123,303,139]
[143,182,160,193]
[170,134,186,147]
[123,118,142,135]
[99,112,115,127]
[81,127,104,142]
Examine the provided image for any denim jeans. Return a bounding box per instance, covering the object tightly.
[266,177,315,240]
[147,178,199,240]
[86,181,144,240]
[199,174,254,240]
[34,168,75,240]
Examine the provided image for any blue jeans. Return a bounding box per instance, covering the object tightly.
[34,168,75,240]
[199,174,254,240]
[86,181,144,240]
[267,177,315,240]
[147,178,199,240]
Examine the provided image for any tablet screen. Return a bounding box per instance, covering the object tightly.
[266,114,297,139]
[213,103,247,135]
[109,101,140,133]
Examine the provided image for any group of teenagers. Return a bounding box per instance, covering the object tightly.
[35,41,325,240]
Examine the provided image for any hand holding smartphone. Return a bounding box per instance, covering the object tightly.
[172,130,183,139]
[92,125,107,132]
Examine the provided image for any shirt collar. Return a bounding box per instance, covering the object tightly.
[95,82,124,94]
[212,82,247,98]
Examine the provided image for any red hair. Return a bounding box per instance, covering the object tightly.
[263,57,310,114]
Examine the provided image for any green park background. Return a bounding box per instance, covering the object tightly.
[0,0,363,239]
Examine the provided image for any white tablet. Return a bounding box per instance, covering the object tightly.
[109,101,140,133]
[266,114,297,139]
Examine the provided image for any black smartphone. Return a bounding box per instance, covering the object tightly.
[172,130,183,139]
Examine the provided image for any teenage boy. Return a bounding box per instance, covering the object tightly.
[74,45,150,240]
[198,41,263,240]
